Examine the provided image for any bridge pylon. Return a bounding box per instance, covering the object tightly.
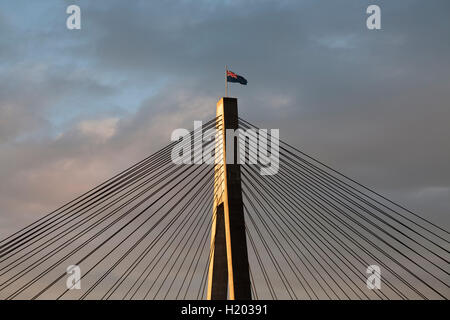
[207,97,252,300]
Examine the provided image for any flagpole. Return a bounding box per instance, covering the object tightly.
[225,65,228,97]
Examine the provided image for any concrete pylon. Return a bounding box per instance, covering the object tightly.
[207,97,251,300]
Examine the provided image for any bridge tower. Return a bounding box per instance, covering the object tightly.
[207,97,252,300]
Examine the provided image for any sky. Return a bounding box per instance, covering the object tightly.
[0,0,449,282]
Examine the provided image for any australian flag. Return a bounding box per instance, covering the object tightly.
[227,70,248,85]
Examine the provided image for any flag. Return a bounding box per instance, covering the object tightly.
[227,70,248,85]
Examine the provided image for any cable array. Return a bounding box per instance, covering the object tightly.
[0,117,222,300]
[1,115,448,300]
[238,118,449,300]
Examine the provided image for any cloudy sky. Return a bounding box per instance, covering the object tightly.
[0,0,449,239]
